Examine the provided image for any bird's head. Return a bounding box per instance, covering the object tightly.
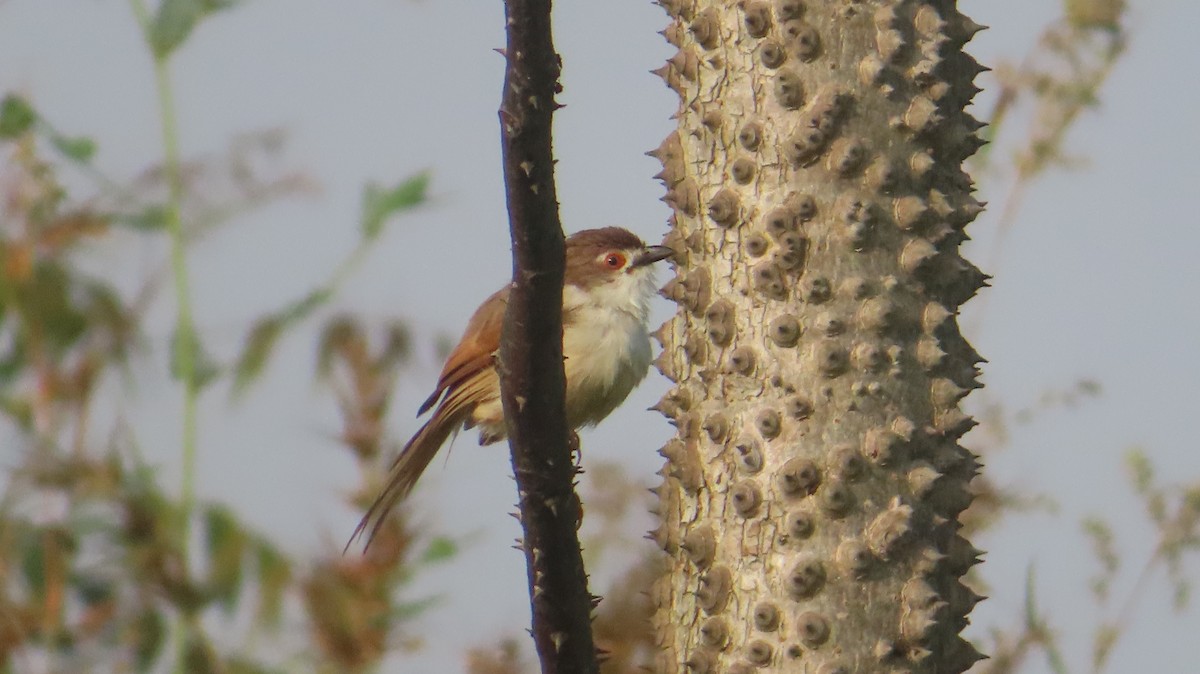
[564,227,675,319]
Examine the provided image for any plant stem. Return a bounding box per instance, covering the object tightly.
[153,52,199,563]
[128,1,200,671]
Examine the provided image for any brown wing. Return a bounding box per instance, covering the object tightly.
[416,286,508,416]
[350,364,495,549]
[350,288,508,551]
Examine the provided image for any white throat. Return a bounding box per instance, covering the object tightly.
[559,265,659,428]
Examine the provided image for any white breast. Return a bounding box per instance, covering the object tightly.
[561,268,657,428]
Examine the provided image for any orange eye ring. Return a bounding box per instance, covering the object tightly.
[603,252,627,269]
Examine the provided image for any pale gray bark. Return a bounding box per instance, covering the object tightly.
[649,1,987,671]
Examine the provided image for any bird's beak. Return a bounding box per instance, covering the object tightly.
[631,245,676,268]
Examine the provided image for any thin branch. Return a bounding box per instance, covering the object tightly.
[496,1,598,673]
[128,1,201,671]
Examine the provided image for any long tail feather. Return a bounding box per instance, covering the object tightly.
[346,405,469,551]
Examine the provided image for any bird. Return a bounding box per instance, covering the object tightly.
[350,227,675,547]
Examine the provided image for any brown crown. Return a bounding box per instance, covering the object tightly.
[564,227,647,288]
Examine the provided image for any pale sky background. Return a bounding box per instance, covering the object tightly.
[2,1,1199,672]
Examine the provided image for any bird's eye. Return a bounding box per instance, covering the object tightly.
[603,252,627,269]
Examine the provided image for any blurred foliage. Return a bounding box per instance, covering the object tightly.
[969,0,1128,299]
[232,169,428,398]
[964,2,1199,672]
[961,378,1101,539]
[977,568,1069,674]
[979,452,1200,674]
[147,0,237,59]
[4,0,1195,673]
[1080,450,1200,671]
[0,1,443,671]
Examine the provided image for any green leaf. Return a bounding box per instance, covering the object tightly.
[0,94,37,138]
[1065,0,1125,30]
[170,324,220,390]
[278,287,331,323]
[232,316,284,396]
[50,133,97,163]
[393,594,441,622]
[74,575,116,606]
[131,610,166,672]
[148,0,201,58]
[148,0,235,59]
[233,287,335,397]
[1081,516,1118,573]
[1186,486,1200,513]
[1024,565,1069,674]
[1045,633,1071,673]
[0,339,27,385]
[1023,564,1039,629]
[255,543,291,627]
[1173,579,1191,612]
[183,634,220,674]
[204,505,247,612]
[0,395,33,431]
[20,530,46,598]
[82,281,138,363]
[17,263,89,355]
[1082,515,1119,602]
[115,204,169,231]
[1093,623,1119,671]
[419,536,458,565]
[360,171,430,241]
[1125,447,1153,494]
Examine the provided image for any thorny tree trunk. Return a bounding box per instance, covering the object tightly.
[649,1,988,672]
[498,1,600,672]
